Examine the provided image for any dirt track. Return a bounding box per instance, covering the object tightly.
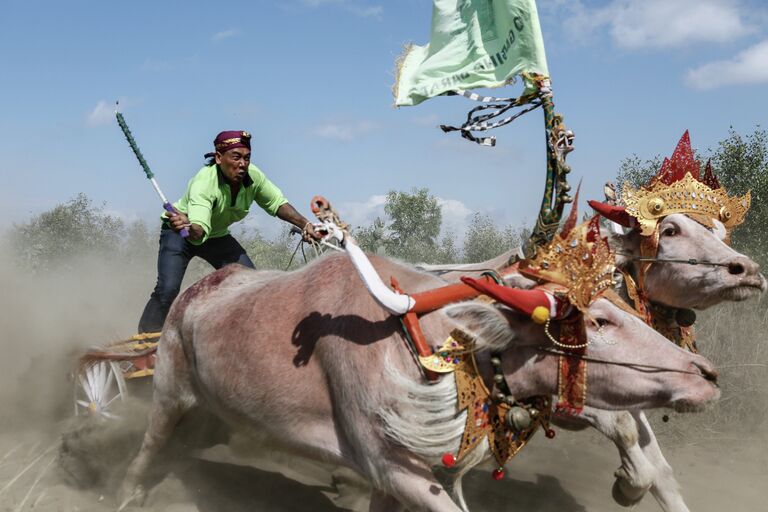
[0,419,764,512]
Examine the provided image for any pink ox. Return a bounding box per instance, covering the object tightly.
[120,251,720,512]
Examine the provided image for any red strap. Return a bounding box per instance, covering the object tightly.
[391,277,438,381]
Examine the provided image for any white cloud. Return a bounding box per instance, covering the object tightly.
[311,120,376,141]
[437,198,472,239]
[87,100,115,127]
[563,0,754,49]
[685,39,768,89]
[338,194,387,229]
[212,28,241,42]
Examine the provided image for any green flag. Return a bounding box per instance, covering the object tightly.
[394,0,549,107]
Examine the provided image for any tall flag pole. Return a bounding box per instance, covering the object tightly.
[392,0,574,255]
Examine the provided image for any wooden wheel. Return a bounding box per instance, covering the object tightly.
[74,361,127,420]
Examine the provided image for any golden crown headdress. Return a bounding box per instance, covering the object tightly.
[519,212,616,314]
[620,131,750,237]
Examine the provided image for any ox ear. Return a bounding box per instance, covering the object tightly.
[443,302,523,352]
[588,200,634,228]
[502,273,536,290]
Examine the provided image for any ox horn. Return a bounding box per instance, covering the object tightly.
[310,194,415,316]
[342,236,416,315]
[588,200,634,228]
[460,277,569,323]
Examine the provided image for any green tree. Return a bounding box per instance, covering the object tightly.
[241,226,301,271]
[710,128,768,262]
[463,213,520,263]
[354,217,386,255]
[436,230,460,264]
[614,154,663,192]
[383,188,443,263]
[8,193,124,271]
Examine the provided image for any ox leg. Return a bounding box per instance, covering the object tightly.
[119,400,187,508]
[360,448,464,512]
[375,468,466,512]
[434,448,486,512]
[119,329,196,509]
[634,411,690,512]
[369,490,405,512]
[560,409,657,507]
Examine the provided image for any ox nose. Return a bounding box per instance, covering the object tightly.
[693,360,719,385]
[727,256,760,277]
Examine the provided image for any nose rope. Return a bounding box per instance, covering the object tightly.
[615,252,731,268]
[537,347,707,376]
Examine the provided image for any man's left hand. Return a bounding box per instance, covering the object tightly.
[302,222,322,242]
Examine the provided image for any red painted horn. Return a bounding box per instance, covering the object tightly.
[460,277,569,322]
[588,200,634,228]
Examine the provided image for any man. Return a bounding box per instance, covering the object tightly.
[138,130,320,333]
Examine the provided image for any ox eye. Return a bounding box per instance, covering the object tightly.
[595,318,611,329]
[662,226,677,237]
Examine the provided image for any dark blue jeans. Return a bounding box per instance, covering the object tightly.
[138,227,254,333]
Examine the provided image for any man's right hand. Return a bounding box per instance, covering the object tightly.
[165,212,203,241]
[166,211,191,232]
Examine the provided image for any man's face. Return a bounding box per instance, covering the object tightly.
[216,148,251,184]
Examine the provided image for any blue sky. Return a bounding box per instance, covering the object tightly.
[1,0,766,240]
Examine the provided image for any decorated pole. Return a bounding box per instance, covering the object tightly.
[392,0,574,254]
[526,83,574,254]
[114,105,189,238]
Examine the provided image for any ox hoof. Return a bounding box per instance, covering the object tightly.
[611,476,649,507]
[117,484,146,511]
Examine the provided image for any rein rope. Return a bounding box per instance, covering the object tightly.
[617,252,732,268]
[537,347,707,377]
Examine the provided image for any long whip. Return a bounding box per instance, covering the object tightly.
[114,103,189,238]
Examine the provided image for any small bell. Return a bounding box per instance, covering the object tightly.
[505,406,532,431]
[675,308,696,327]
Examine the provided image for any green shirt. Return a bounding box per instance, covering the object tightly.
[169,164,288,245]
